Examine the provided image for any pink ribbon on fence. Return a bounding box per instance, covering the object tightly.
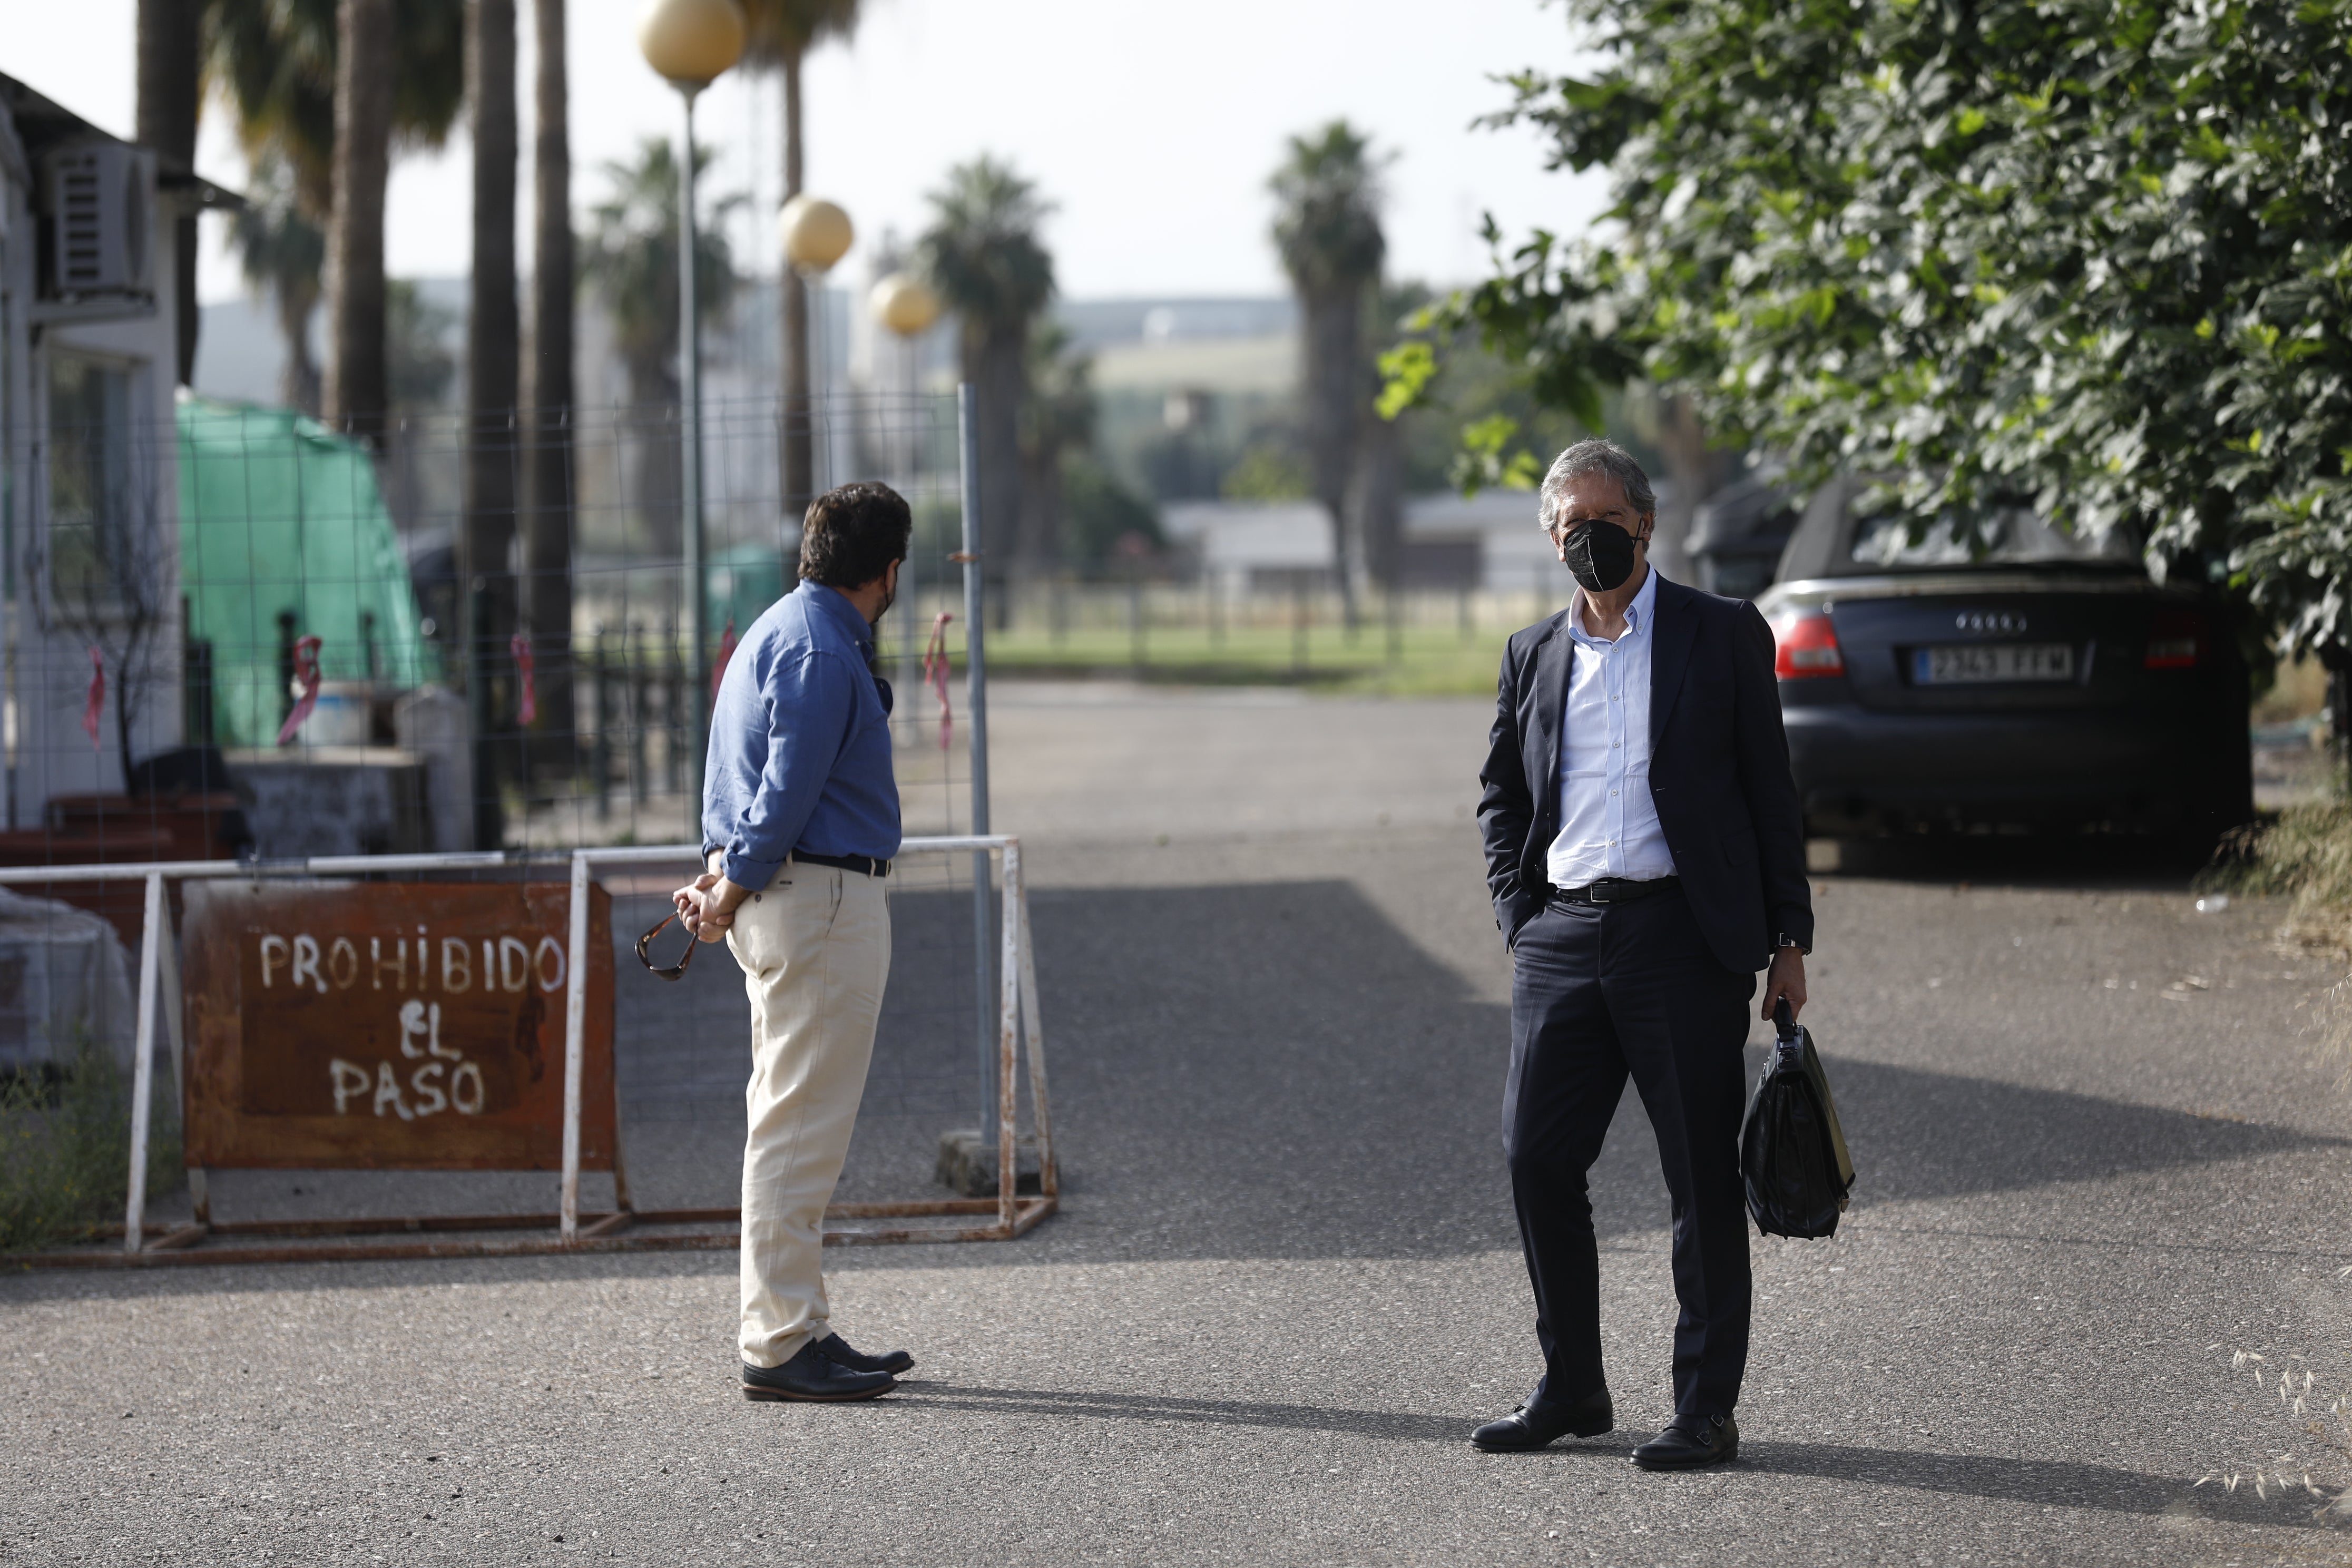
[711,617,738,699]
[82,647,104,750]
[921,611,955,751]
[277,635,322,746]
[511,631,537,726]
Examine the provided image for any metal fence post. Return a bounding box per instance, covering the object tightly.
[122,871,164,1256]
[560,849,590,1243]
[957,384,995,1133]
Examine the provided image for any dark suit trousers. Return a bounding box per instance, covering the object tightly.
[1504,886,1757,1420]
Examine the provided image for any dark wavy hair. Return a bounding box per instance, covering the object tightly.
[797,482,913,589]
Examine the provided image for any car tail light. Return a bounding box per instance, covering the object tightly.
[1773,609,1844,679]
[2145,608,2204,670]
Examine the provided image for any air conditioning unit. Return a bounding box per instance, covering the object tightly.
[39,142,155,301]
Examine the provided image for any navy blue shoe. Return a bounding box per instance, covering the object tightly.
[815,1332,914,1377]
[1472,1386,1614,1451]
[1632,1413,1738,1469]
[741,1338,896,1403]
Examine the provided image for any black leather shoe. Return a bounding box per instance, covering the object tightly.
[1472,1387,1614,1451]
[814,1332,914,1377]
[1632,1412,1738,1469]
[741,1338,897,1403]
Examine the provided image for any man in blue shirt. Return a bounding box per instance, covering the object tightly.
[674,481,912,1404]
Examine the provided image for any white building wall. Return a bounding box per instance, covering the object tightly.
[0,101,185,827]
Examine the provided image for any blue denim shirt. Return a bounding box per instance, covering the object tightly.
[701,579,900,891]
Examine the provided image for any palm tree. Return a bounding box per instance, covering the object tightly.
[740,0,861,526]
[525,0,579,772]
[1020,322,1095,575]
[1353,279,1429,595]
[464,0,523,838]
[137,0,203,385]
[1271,121,1386,630]
[207,0,465,446]
[227,153,326,414]
[322,0,393,445]
[918,157,1055,611]
[581,139,740,557]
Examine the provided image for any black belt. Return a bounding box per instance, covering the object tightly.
[1549,875,1678,906]
[795,851,890,878]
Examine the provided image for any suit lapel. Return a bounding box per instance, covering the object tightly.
[1531,611,1573,803]
[1648,574,1697,757]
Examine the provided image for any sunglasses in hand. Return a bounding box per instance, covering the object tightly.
[635,911,700,979]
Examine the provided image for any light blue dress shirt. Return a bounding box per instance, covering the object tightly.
[1544,566,1679,888]
[701,580,901,891]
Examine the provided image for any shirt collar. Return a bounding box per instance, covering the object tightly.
[798,578,876,652]
[1567,564,1659,648]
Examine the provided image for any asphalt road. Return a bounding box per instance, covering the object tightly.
[6,683,2352,1566]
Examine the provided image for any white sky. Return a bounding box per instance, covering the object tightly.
[12,0,1608,306]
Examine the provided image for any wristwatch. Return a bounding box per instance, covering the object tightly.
[1776,932,1811,956]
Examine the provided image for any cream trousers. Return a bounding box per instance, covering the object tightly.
[725,861,891,1368]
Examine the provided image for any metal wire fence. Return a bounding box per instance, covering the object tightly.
[3,387,1015,1227]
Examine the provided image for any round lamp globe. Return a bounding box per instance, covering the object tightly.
[779,195,855,275]
[638,0,746,88]
[870,272,943,338]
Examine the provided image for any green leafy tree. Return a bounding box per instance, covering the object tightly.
[581,140,741,557]
[1061,456,1162,567]
[1272,122,1386,625]
[386,280,457,414]
[919,157,1056,603]
[1416,0,2352,660]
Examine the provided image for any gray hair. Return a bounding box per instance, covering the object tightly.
[1538,439,1657,532]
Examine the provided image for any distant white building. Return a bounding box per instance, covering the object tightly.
[1164,490,1569,600]
[0,72,230,826]
[1164,482,1700,604]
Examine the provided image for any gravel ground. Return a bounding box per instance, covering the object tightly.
[5,684,2351,1566]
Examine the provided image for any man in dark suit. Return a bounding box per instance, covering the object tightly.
[1471,439,1813,1470]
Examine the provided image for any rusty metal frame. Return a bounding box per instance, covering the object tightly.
[3,837,1057,1270]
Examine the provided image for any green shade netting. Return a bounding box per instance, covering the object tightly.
[709,538,790,641]
[175,397,439,748]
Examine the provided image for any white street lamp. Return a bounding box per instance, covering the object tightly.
[638,0,743,788]
[779,195,855,276]
[867,269,942,672]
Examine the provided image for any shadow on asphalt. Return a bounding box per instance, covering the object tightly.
[1733,1439,2330,1527]
[24,877,2340,1297]
[1816,834,2213,890]
[899,1387,2328,1530]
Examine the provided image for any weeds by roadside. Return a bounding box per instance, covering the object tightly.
[2201,788,2352,1082]
[2200,1347,2352,1520]
[0,1035,181,1252]
[2206,791,2352,955]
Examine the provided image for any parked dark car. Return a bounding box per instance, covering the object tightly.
[1754,477,2252,845]
[1687,472,1800,600]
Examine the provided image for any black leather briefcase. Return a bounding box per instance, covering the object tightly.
[1739,999,1856,1239]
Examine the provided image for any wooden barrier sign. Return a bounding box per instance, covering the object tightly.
[183,880,615,1171]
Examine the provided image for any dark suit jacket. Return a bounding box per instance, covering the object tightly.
[1478,573,1813,974]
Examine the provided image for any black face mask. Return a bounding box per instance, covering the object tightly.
[1558,520,1641,593]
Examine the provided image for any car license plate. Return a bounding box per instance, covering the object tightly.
[1912,643,2075,684]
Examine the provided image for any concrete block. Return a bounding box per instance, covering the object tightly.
[394,687,474,852]
[935,1128,1044,1197]
[227,748,429,858]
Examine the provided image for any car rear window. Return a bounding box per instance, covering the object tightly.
[1846,506,2140,572]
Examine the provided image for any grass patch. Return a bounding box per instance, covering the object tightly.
[2205,786,2352,954]
[957,621,1513,697]
[0,1036,181,1252]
